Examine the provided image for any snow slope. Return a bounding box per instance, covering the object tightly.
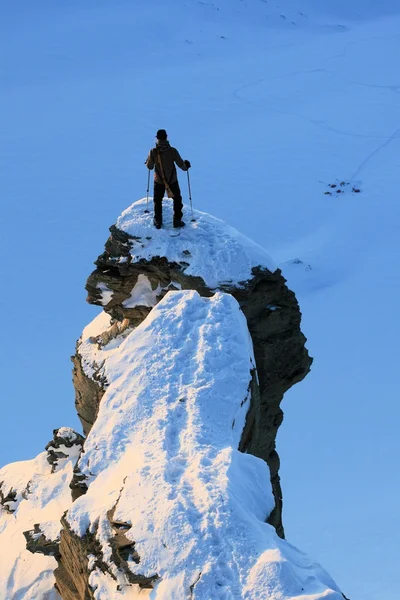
[0,429,80,600]
[68,290,342,599]
[2,1,400,598]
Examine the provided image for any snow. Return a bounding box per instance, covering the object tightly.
[122,274,162,309]
[0,432,79,600]
[67,290,342,599]
[116,199,276,289]
[97,282,114,306]
[78,309,132,380]
[55,427,77,443]
[81,311,112,341]
[79,310,121,380]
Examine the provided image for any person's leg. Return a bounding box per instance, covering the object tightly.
[170,182,184,226]
[153,182,165,227]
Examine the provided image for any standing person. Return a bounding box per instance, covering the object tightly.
[145,129,191,229]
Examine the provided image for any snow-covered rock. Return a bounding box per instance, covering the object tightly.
[86,199,276,320]
[0,428,83,600]
[78,200,312,538]
[0,203,344,599]
[61,291,342,600]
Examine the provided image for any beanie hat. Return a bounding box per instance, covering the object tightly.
[156,129,167,140]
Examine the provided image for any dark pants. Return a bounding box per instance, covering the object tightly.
[153,181,183,226]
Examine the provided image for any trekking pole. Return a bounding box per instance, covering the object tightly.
[144,169,150,213]
[187,170,195,222]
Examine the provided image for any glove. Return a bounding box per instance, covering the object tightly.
[184,160,191,169]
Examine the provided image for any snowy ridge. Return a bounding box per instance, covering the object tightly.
[0,429,80,600]
[116,199,276,289]
[67,291,342,599]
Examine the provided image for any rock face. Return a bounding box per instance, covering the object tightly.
[76,200,312,539]
[53,516,109,600]
[72,351,107,437]
[54,514,159,599]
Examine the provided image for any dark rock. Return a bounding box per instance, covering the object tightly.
[21,480,33,500]
[54,513,158,599]
[45,428,85,452]
[72,318,132,436]
[24,524,60,558]
[107,507,158,588]
[72,351,106,437]
[0,484,17,513]
[45,428,85,473]
[54,515,101,600]
[69,466,89,502]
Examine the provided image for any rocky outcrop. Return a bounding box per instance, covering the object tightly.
[54,516,106,600]
[72,351,106,437]
[0,485,17,513]
[53,511,159,600]
[0,427,83,599]
[73,205,312,539]
[73,315,133,436]
[45,427,85,472]
[0,207,346,600]
[24,524,61,557]
[48,201,318,599]
[20,429,85,563]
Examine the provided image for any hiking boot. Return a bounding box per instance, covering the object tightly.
[173,220,185,228]
[154,219,162,229]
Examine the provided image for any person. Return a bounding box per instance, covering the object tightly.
[145,129,191,229]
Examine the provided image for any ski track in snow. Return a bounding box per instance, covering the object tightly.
[349,126,400,180]
[233,27,400,207]
[233,32,400,150]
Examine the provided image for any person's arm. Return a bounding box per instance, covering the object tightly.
[145,149,155,170]
[173,148,190,171]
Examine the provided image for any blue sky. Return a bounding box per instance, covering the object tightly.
[1,2,399,598]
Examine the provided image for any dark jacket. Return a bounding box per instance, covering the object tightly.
[146,140,188,185]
